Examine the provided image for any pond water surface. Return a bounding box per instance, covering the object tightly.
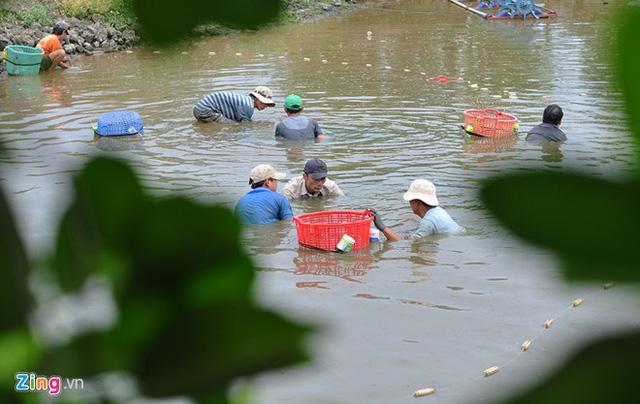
[1,0,640,403]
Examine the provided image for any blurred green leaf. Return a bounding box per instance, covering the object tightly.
[128,199,252,294]
[618,7,640,155]
[480,171,640,282]
[136,305,310,398]
[501,330,640,404]
[132,0,282,44]
[55,157,143,291]
[44,156,313,401]
[0,327,40,388]
[0,185,31,330]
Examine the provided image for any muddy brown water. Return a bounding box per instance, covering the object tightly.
[1,0,639,402]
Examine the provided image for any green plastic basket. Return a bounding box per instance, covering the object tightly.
[3,45,44,76]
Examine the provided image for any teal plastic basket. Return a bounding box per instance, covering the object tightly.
[3,45,44,76]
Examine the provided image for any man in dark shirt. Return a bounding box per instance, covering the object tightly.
[526,104,567,143]
[275,94,324,140]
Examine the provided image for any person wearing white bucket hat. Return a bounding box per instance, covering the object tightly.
[370,179,462,241]
[193,86,275,123]
[235,164,293,225]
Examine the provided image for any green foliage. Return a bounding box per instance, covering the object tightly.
[0,328,40,390]
[501,331,640,404]
[0,187,31,330]
[480,172,640,282]
[56,0,105,19]
[0,188,32,332]
[105,0,136,26]
[0,185,39,402]
[0,156,312,402]
[43,157,312,401]
[483,5,640,404]
[56,0,136,27]
[15,4,52,26]
[131,0,282,44]
[618,7,640,163]
[0,7,15,24]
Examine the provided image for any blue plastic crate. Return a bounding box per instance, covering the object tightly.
[93,110,144,137]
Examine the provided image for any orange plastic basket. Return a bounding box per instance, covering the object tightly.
[293,210,374,251]
[464,108,518,138]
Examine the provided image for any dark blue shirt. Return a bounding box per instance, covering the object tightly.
[275,115,322,140]
[526,123,567,143]
[235,188,293,225]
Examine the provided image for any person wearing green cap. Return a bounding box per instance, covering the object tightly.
[275,94,325,141]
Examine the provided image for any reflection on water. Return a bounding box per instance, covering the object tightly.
[93,134,144,151]
[1,0,640,403]
[293,245,377,283]
[3,75,43,102]
[540,139,565,162]
[463,133,519,154]
[353,292,465,311]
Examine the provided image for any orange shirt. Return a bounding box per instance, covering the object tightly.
[37,34,62,55]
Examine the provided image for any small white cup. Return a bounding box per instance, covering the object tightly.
[336,234,356,252]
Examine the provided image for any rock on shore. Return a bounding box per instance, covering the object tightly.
[0,16,138,56]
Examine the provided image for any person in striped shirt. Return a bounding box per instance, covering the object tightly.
[193,86,275,123]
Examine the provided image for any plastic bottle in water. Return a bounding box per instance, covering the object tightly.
[369,227,380,242]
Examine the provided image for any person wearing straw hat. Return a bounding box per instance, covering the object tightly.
[235,164,293,225]
[283,158,344,200]
[37,21,70,72]
[193,86,275,123]
[370,179,462,241]
[275,94,325,140]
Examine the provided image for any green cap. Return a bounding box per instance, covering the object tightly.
[284,94,303,112]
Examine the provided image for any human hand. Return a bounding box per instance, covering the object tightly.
[368,209,386,231]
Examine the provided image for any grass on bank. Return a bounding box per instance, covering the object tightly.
[55,0,135,25]
[0,0,135,27]
[0,4,52,26]
[55,0,135,26]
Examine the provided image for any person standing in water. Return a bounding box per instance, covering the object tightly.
[275,94,325,140]
[370,179,462,241]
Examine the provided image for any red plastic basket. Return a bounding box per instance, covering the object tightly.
[464,108,518,138]
[293,210,374,251]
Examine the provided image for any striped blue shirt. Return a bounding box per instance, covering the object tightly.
[194,91,255,122]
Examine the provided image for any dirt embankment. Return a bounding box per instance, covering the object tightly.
[0,0,362,76]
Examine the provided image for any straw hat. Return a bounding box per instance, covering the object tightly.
[249,164,286,184]
[403,179,439,206]
[249,86,275,106]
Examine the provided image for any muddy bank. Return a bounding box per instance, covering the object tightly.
[0,0,362,76]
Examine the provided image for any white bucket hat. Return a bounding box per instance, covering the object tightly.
[249,86,276,106]
[403,179,439,206]
[249,164,286,184]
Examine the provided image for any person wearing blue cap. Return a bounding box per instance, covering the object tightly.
[275,94,325,141]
